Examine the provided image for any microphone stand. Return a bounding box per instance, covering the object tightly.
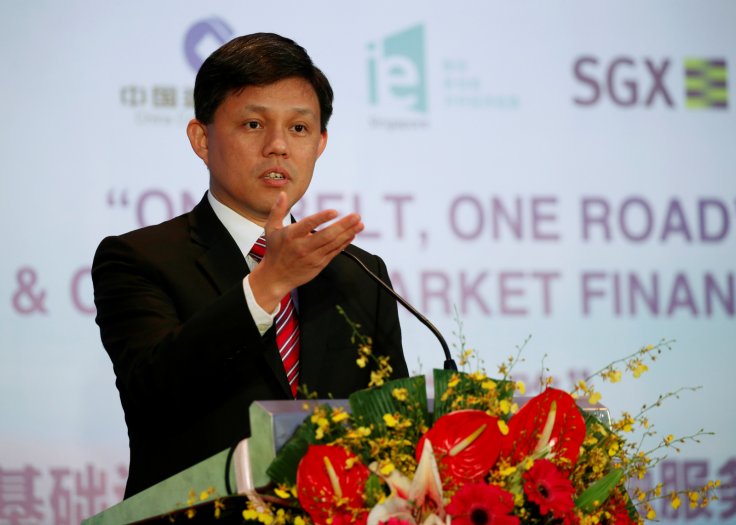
[340,250,458,371]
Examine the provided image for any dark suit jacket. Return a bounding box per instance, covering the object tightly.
[92,194,407,498]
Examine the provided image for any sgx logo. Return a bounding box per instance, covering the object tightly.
[367,25,427,113]
[573,55,728,110]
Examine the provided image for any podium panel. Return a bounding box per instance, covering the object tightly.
[84,397,609,524]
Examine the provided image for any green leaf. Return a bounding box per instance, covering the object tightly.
[432,369,514,421]
[266,415,316,486]
[364,474,386,507]
[349,375,429,435]
[575,468,624,512]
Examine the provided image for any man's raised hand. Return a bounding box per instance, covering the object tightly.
[248,192,364,312]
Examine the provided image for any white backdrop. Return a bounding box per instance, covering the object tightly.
[1,1,734,523]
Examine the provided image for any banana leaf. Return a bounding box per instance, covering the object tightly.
[433,369,514,421]
[348,375,429,435]
[575,468,624,512]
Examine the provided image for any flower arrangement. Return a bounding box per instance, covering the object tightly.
[240,332,718,525]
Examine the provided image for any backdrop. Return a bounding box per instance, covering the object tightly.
[1,1,734,523]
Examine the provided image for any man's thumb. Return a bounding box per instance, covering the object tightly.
[264,191,288,234]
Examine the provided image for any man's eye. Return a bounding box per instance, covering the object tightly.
[293,124,306,133]
[246,121,260,129]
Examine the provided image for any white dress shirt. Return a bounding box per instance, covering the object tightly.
[207,191,289,336]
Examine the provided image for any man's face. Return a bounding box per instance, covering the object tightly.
[188,77,327,225]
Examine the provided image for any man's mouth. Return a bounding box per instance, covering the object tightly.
[263,172,286,180]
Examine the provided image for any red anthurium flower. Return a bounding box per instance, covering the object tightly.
[296,445,371,525]
[501,388,585,468]
[326,515,354,525]
[603,491,637,525]
[446,483,520,525]
[522,459,576,517]
[416,410,502,487]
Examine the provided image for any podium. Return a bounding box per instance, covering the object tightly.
[82,400,349,524]
[83,398,609,524]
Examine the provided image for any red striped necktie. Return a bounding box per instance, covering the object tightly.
[249,235,300,397]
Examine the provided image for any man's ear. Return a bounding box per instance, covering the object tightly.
[186,119,209,166]
[316,130,328,159]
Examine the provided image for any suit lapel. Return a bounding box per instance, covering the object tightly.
[189,194,248,294]
[188,194,293,398]
[297,266,336,392]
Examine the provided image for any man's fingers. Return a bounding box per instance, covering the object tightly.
[287,208,341,237]
[321,220,365,258]
[255,209,365,294]
[312,223,364,268]
[304,214,363,253]
[264,191,289,236]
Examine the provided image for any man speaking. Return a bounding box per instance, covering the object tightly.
[92,33,408,498]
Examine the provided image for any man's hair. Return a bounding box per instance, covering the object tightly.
[193,33,334,131]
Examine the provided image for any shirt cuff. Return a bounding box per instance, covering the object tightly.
[243,275,279,336]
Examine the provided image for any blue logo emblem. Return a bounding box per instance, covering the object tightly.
[183,17,234,71]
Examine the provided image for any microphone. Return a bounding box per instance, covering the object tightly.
[340,249,458,371]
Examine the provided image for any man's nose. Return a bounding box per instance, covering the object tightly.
[263,128,288,156]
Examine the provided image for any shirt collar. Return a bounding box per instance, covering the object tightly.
[207,191,291,258]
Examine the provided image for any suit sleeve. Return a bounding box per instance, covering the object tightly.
[92,235,268,406]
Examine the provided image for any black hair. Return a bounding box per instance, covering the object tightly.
[193,33,334,131]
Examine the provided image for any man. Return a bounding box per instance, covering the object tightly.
[92,33,408,498]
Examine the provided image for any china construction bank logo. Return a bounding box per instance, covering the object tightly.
[118,17,235,126]
[572,55,729,110]
[183,17,234,71]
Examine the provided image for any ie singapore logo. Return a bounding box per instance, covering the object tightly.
[367,24,428,113]
[184,17,234,71]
